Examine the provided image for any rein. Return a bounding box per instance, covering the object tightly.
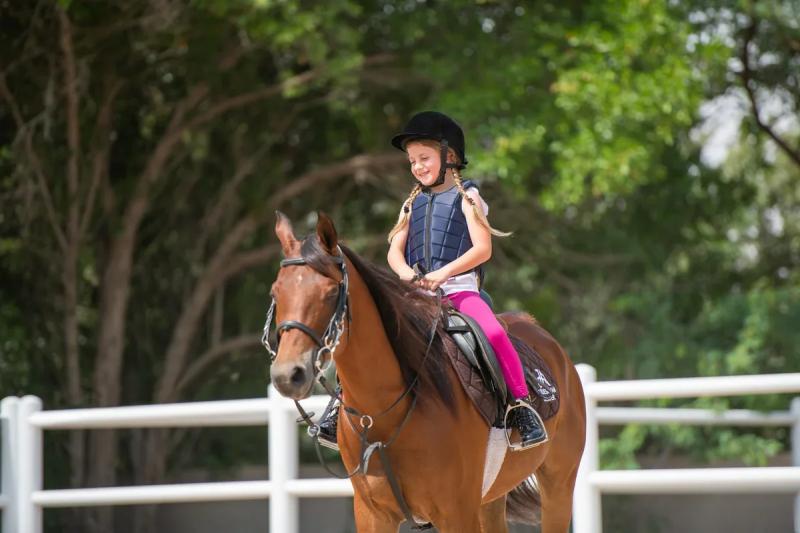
[263,251,439,530]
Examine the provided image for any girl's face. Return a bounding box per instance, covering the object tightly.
[406,142,442,187]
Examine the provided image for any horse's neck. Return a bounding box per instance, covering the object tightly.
[334,261,408,413]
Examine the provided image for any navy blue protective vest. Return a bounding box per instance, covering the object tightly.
[405,180,483,278]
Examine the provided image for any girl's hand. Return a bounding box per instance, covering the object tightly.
[398,269,417,283]
[421,268,450,291]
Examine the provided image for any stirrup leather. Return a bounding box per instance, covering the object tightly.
[504,398,549,451]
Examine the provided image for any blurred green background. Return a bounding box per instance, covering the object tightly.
[1,0,798,531]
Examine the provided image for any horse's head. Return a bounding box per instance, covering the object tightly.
[267,211,347,399]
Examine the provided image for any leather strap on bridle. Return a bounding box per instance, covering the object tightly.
[277,320,324,347]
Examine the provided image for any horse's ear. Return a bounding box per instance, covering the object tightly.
[275,211,299,256]
[316,211,338,254]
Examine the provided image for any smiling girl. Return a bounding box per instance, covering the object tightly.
[317,111,548,451]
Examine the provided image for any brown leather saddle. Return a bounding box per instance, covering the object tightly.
[444,310,560,427]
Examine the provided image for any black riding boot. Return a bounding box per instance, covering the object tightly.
[510,397,548,450]
[316,403,340,451]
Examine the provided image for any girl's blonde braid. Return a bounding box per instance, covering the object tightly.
[404,184,423,213]
[453,170,511,237]
[387,184,423,243]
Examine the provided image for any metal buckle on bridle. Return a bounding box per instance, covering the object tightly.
[359,414,374,429]
[314,346,333,373]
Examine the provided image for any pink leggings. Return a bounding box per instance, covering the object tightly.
[447,291,529,399]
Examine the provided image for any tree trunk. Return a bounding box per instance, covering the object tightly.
[86,222,143,532]
[131,429,171,533]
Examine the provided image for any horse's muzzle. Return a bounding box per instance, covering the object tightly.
[270,351,315,399]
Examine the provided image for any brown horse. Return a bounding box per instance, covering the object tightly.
[268,212,586,533]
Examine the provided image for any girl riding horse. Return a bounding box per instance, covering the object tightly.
[267,112,587,532]
[318,111,547,450]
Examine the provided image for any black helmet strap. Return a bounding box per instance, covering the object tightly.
[418,138,459,189]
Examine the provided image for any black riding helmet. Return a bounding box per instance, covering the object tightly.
[391,111,468,187]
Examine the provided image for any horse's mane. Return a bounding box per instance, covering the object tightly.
[299,236,455,408]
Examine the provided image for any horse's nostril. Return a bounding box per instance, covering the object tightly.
[290,365,307,387]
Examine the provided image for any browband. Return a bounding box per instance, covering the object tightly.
[280,255,344,267]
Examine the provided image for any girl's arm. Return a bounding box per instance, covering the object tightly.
[387,223,417,281]
[422,189,491,290]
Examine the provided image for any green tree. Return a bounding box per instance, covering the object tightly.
[2,1,798,531]
[1,2,402,530]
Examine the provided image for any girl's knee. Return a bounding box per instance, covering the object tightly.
[485,327,510,346]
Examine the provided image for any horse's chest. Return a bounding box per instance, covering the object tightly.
[356,473,408,512]
[354,453,459,515]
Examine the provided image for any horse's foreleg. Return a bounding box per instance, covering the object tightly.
[478,495,508,533]
[353,492,401,533]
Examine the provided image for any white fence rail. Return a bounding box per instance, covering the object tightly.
[2,365,800,533]
[574,365,800,533]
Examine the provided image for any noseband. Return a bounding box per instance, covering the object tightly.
[262,253,350,376]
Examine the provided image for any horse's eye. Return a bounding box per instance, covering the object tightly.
[324,287,339,302]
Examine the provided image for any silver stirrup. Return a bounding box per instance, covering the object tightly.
[504,399,549,451]
[308,424,340,452]
[317,436,340,452]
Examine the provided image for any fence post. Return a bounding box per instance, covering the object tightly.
[268,385,298,533]
[792,397,800,533]
[1,397,19,533]
[573,364,601,533]
[17,396,43,533]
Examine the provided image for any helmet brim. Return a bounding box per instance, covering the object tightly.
[391,134,469,167]
[390,133,438,152]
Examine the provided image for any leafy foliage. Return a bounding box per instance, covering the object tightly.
[0,1,798,531]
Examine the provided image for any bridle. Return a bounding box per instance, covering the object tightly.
[262,249,437,530]
[261,254,350,377]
